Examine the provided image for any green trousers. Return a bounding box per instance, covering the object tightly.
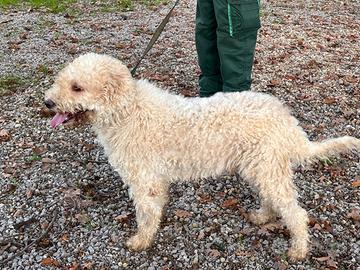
[196,0,261,97]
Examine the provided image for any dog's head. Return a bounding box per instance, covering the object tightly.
[44,53,133,128]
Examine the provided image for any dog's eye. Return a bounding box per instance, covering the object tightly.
[72,84,83,92]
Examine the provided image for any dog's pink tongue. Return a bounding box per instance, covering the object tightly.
[50,113,69,128]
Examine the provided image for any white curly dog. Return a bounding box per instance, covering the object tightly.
[44,53,359,260]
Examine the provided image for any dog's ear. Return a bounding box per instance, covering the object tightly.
[102,61,135,110]
[101,63,134,105]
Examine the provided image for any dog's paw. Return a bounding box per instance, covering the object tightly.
[287,246,308,261]
[248,210,272,225]
[126,234,151,251]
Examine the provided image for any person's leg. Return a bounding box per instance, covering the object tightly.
[195,0,222,97]
[214,0,261,92]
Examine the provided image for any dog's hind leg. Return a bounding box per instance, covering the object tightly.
[243,157,309,260]
[126,181,169,251]
[261,167,308,260]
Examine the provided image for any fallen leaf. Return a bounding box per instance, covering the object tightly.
[197,231,205,240]
[235,250,252,256]
[240,227,255,236]
[285,74,297,80]
[327,258,338,269]
[347,208,360,222]
[276,261,287,270]
[197,193,212,203]
[0,129,11,142]
[181,89,196,97]
[68,262,80,270]
[83,262,94,269]
[33,146,46,155]
[110,232,119,243]
[222,198,238,208]
[41,257,60,267]
[75,213,90,224]
[323,97,336,105]
[351,177,360,187]
[315,256,330,262]
[39,237,51,248]
[41,221,49,230]
[175,209,192,218]
[42,157,57,163]
[4,183,17,194]
[209,249,221,257]
[267,79,281,87]
[257,222,284,236]
[67,44,78,55]
[60,233,70,243]
[83,143,96,151]
[151,74,169,82]
[114,213,131,223]
[26,189,34,199]
[344,75,358,83]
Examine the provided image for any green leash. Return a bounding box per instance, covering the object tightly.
[131,0,180,76]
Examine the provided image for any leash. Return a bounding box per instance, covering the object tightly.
[131,0,180,76]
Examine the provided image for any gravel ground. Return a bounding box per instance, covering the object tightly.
[0,0,359,269]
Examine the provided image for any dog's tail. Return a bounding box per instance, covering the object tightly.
[296,136,360,165]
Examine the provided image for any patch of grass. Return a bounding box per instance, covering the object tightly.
[85,221,96,230]
[320,157,335,166]
[141,0,169,8]
[0,74,26,96]
[26,154,42,163]
[98,0,168,12]
[37,64,53,76]
[10,177,19,186]
[99,0,134,12]
[0,0,76,13]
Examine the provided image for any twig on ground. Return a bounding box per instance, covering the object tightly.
[13,217,37,230]
[0,208,59,267]
[0,19,13,24]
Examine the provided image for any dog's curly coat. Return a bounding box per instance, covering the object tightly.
[45,53,359,260]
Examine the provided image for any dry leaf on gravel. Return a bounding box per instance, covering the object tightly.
[351,177,360,187]
[315,256,338,269]
[83,262,94,269]
[114,213,131,223]
[41,257,61,267]
[347,208,360,222]
[67,262,80,270]
[60,233,70,243]
[33,146,46,155]
[26,189,34,199]
[315,256,330,262]
[222,198,238,208]
[209,249,221,257]
[197,193,212,203]
[175,209,192,218]
[75,213,90,224]
[42,157,57,163]
[257,222,284,236]
[3,183,17,194]
[323,97,337,105]
[235,250,253,257]
[267,79,281,87]
[197,231,205,240]
[0,129,11,142]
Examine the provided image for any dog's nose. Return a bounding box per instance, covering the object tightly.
[44,99,56,109]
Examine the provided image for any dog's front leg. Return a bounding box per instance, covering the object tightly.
[126,182,169,251]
